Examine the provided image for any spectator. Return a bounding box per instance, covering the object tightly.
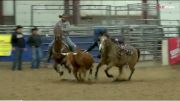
[11,25,26,71]
[27,27,42,69]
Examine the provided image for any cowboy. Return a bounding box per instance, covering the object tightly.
[85,27,108,58]
[47,14,76,62]
[11,25,26,71]
[85,27,131,57]
[27,27,42,69]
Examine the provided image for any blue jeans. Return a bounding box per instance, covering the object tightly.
[63,36,76,51]
[49,35,76,51]
[31,47,42,69]
[12,48,23,70]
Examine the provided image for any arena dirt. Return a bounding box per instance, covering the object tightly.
[0,62,180,100]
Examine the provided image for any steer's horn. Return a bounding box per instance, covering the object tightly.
[61,53,68,55]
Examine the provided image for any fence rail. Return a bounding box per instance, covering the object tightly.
[0,24,179,62]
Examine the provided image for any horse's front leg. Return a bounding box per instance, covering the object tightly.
[95,62,104,80]
[114,65,126,81]
[104,63,114,78]
[53,62,58,73]
[62,63,71,74]
[60,58,71,74]
[54,63,63,77]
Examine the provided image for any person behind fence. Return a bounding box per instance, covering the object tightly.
[27,27,42,69]
[11,25,26,71]
[47,14,76,62]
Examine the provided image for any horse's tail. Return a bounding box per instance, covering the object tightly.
[136,48,140,62]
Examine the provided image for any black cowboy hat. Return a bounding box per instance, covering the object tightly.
[31,27,38,32]
[15,25,23,30]
[59,13,70,18]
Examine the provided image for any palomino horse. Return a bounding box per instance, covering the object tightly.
[52,26,71,76]
[95,35,140,81]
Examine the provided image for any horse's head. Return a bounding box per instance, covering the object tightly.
[99,35,111,52]
[54,26,62,41]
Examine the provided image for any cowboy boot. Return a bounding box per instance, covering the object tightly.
[47,46,53,62]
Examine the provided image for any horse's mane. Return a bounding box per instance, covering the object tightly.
[53,26,63,53]
[54,26,63,37]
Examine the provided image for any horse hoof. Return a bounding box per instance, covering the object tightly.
[68,70,71,74]
[113,78,126,82]
[59,71,64,76]
[77,79,85,83]
[88,78,91,81]
[107,75,114,78]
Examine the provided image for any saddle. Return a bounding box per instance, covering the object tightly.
[61,41,69,51]
[112,38,133,55]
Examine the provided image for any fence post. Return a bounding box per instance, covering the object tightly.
[0,0,3,25]
[72,0,80,25]
[64,0,70,15]
[178,25,180,37]
[31,5,34,26]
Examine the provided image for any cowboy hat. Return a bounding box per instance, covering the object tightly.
[59,14,70,18]
[15,25,23,30]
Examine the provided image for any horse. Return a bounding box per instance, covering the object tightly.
[52,26,71,76]
[95,35,140,81]
[61,48,94,81]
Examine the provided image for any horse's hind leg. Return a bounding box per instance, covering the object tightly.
[105,63,114,78]
[128,64,135,81]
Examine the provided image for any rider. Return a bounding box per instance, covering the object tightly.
[85,27,130,57]
[47,14,76,62]
[85,27,109,58]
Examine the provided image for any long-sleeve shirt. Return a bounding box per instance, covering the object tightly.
[11,32,26,48]
[27,35,42,48]
[87,39,99,52]
[86,37,125,52]
[54,20,71,35]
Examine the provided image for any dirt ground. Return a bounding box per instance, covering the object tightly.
[0,62,180,100]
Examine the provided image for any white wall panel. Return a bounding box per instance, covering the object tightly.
[159,1,180,25]
[14,0,142,26]
[15,0,63,26]
[3,0,14,16]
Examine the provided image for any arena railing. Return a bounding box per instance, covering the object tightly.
[0,24,179,61]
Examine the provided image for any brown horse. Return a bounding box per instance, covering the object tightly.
[95,35,140,81]
[61,48,94,81]
[52,26,71,76]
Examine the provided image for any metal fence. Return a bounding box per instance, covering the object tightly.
[0,24,179,62]
[31,3,159,26]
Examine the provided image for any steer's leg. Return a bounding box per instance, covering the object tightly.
[95,62,104,80]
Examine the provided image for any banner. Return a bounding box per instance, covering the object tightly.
[0,34,12,56]
[168,37,180,64]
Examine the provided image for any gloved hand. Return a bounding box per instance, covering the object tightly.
[83,50,88,52]
[97,54,101,58]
